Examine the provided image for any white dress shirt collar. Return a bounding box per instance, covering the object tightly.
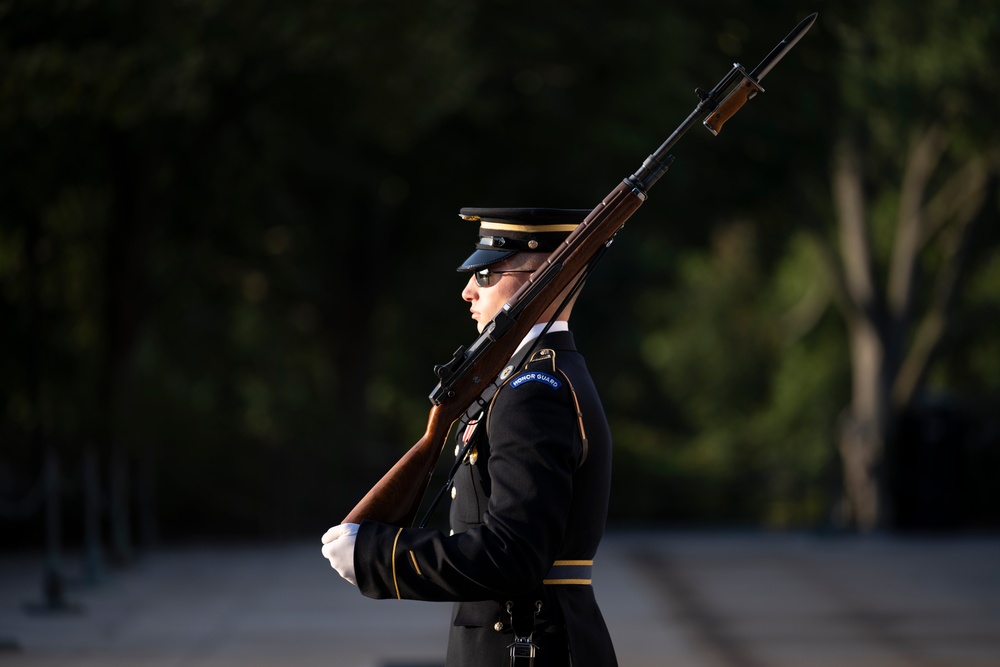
[515,321,569,355]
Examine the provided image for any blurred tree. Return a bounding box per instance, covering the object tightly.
[814,0,1000,530]
[3,0,997,543]
[582,1,1000,529]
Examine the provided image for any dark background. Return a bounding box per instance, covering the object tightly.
[2,0,998,557]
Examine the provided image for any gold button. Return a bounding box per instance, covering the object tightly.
[451,486,457,500]
[494,621,504,632]
[454,444,460,457]
[469,448,478,465]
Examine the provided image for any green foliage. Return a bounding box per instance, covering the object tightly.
[828,0,1000,396]
[836,0,1000,149]
[604,223,847,526]
[1,0,997,540]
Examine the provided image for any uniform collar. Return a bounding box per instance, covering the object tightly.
[515,321,569,355]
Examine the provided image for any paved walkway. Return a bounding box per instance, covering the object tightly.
[1,531,999,667]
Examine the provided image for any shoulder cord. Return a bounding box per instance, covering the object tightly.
[490,348,589,468]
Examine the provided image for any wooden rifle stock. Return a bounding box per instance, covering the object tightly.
[343,404,451,526]
[342,13,816,527]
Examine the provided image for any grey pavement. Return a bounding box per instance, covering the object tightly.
[2,531,999,667]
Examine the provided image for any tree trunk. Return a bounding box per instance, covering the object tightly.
[836,413,884,531]
[836,315,891,531]
[827,127,994,531]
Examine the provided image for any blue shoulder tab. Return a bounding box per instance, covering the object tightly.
[509,371,562,391]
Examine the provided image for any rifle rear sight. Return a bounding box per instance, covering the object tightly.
[433,345,466,387]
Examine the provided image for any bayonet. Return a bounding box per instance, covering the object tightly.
[753,12,818,81]
[703,12,818,135]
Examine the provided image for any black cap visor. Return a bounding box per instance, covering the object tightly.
[457,248,516,272]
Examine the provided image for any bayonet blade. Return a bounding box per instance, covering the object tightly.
[751,12,818,82]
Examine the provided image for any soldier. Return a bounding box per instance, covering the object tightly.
[322,208,617,667]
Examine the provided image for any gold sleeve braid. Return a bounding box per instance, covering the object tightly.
[391,527,404,599]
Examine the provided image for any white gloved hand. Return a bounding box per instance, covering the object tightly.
[321,523,360,586]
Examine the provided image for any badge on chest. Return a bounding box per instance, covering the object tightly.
[454,417,481,466]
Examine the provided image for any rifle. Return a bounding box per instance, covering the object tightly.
[344,12,818,527]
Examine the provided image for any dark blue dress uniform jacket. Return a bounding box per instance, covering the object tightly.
[354,331,617,666]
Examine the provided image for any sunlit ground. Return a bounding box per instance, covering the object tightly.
[2,531,998,667]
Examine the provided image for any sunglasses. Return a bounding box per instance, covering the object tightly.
[473,267,535,288]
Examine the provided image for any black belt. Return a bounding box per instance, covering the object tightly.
[543,559,593,585]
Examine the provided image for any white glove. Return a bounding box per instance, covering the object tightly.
[321,523,359,586]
